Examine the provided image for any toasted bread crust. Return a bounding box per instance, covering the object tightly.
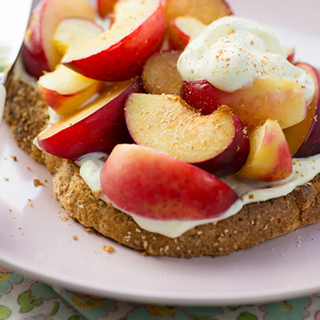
[4,76,320,258]
[4,76,63,173]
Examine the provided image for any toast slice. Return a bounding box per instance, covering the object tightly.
[4,75,320,258]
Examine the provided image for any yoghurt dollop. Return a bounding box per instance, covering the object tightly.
[177,16,315,105]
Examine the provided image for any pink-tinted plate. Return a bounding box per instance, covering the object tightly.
[0,0,320,306]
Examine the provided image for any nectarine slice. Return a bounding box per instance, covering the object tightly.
[37,79,141,160]
[237,119,292,181]
[62,0,166,81]
[53,18,103,57]
[125,94,249,176]
[164,0,232,26]
[100,144,239,221]
[284,63,320,157]
[21,0,95,78]
[181,79,220,115]
[181,78,307,130]
[38,65,104,116]
[142,50,183,95]
[168,16,206,50]
[97,0,118,18]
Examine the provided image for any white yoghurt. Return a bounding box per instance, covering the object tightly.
[177,16,315,105]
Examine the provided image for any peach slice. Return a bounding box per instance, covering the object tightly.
[181,79,220,115]
[100,144,239,220]
[53,18,103,57]
[125,94,249,177]
[37,65,104,116]
[181,78,307,130]
[237,119,292,181]
[37,79,141,160]
[97,0,118,18]
[164,0,232,26]
[21,0,95,78]
[62,0,166,81]
[284,63,320,157]
[141,50,183,95]
[169,16,206,50]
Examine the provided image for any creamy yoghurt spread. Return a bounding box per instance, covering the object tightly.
[22,15,318,238]
[177,16,315,105]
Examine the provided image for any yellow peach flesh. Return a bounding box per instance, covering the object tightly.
[62,0,160,62]
[237,119,292,181]
[125,94,236,163]
[41,0,95,69]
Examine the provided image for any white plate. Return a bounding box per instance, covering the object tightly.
[1,0,320,306]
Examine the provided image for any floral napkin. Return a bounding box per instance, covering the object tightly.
[1,267,319,320]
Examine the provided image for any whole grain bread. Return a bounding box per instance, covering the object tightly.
[4,75,320,258]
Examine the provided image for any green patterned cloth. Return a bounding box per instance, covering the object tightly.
[0,267,319,320]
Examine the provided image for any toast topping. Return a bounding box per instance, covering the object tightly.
[178,16,315,105]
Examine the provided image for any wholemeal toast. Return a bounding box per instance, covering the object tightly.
[4,75,320,258]
[4,0,320,258]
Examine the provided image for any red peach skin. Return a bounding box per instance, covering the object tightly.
[181,78,307,130]
[100,144,239,220]
[37,79,141,160]
[62,0,166,81]
[284,63,320,157]
[21,0,95,78]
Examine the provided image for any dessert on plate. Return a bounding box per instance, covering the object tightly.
[4,0,320,258]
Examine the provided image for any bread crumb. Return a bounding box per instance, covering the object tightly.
[4,177,9,181]
[11,156,17,162]
[27,166,31,171]
[29,203,33,207]
[93,190,102,198]
[103,245,115,253]
[85,228,94,232]
[73,235,78,240]
[34,179,45,187]
[141,251,148,257]
[60,216,69,221]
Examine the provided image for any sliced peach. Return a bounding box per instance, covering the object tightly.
[21,0,95,78]
[164,0,232,26]
[125,94,249,177]
[142,50,183,95]
[37,64,104,116]
[181,78,307,130]
[284,63,320,157]
[62,0,166,81]
[97,0,118,18]
[169,16,206,50]
[100,144,239,220]
[53,18,103,57]
[180,79,220,115]
[37,79,141,160]
[237,119,292,181]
